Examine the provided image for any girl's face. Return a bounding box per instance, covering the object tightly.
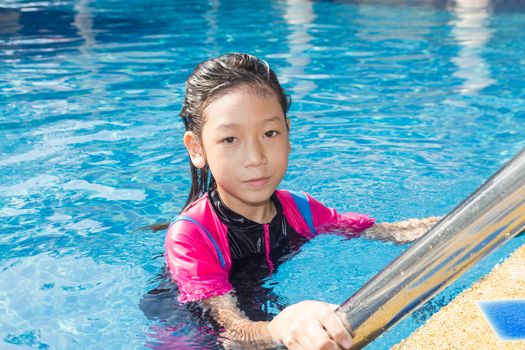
[185,85,290,213]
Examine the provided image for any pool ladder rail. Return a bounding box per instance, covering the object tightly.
[336,147,525,349]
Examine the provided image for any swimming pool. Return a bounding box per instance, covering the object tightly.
[1,0,524,348]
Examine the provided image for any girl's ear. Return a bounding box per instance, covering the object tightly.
[183,131,206,168]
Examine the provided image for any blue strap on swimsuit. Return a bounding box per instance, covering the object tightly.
[288,190,317,236]
[169,190,316,269]
[169,215,227,269]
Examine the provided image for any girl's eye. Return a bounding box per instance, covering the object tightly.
[223,137,236,144]
[264,130,279,138]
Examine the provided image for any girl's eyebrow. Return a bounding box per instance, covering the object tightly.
[259,116,282,124]
[216,116,283,130]
[217,123,241,130]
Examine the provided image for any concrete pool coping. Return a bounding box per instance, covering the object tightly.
[392,243,525,350]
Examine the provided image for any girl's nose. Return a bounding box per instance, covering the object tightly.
[244,140,267,167]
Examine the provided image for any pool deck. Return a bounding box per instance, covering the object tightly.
[393,243,525,350]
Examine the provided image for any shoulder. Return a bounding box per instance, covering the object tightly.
[164,218,208,257]
[164,214,229,275]
[275,189,317,204]
[275,189,321,200]
[165,193,230,268]
[181,192,210,214]
[274,189,326,236]
[165,193,215,247]
[275,189,330,211]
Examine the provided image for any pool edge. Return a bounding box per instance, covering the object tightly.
[392,243,525,350]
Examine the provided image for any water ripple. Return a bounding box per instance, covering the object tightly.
[62,179,146,201]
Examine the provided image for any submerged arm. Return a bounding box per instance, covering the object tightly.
[362,216,442,244]
[202,292,275,347]
[203,292,354,349]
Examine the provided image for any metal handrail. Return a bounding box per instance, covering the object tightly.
[336,148,525,349]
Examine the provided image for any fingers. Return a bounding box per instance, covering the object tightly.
[283,321,340,350]
[426,216,443,225]
[271,301,354,350]
[316,306,353,349]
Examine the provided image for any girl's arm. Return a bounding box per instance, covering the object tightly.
[202,292,274,346]
[362,216,442,243]
[301,192,439,244]
[203,292,354,349]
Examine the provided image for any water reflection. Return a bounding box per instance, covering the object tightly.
[72,0,109,110]
[450,0,495,93]
[204,0,221,54]
[281,0,317,98]
[73,0,96,53]
[329,0,524,13]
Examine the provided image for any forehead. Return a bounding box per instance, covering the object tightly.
[203,86,285,127]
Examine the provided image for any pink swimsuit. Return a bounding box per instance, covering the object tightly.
[165,189,375,303]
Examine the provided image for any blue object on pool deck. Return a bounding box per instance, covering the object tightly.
[478,300,525,340]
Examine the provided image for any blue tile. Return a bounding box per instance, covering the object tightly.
[478,300,525,340]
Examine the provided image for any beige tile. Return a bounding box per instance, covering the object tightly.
[393,244,525,350]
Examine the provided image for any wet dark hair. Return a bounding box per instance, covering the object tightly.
[180,52,291,211]
[146,53,291,232]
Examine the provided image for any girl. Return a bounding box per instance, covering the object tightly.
[164,53,439,349]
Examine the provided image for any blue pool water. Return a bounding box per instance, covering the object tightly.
[1,0,525,349]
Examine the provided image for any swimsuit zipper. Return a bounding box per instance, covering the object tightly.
[263,224,274,273]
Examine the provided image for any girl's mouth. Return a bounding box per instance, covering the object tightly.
[243,177,270,188]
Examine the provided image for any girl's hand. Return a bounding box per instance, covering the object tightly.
[268,300,353,350]
[364,216,442,243]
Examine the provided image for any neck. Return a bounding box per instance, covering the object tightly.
[215,189,276,224]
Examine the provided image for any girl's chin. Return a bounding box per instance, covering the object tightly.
[222,189,275,206]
